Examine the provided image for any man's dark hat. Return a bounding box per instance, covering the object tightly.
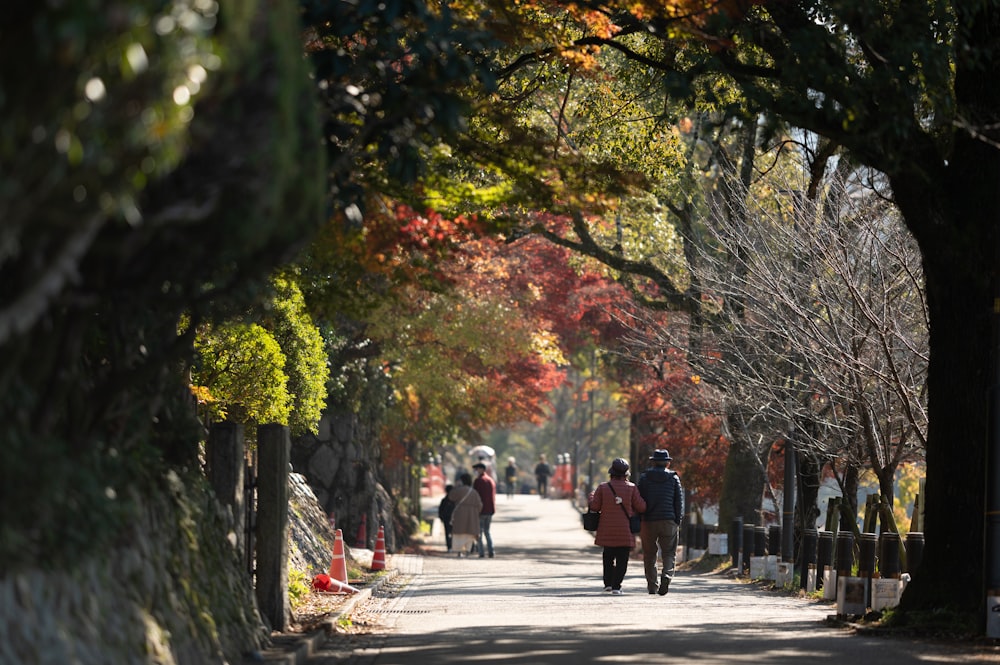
[649,449,672,462]
[472,462,487,470]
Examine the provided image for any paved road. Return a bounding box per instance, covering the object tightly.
[308,494,1000,664]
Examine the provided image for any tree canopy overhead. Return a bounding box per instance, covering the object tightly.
[8,0,1000,644]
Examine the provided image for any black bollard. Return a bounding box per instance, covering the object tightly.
[879,531,901,579]
[906,532,924,575]
[857,532,877,603]
[835,531,855,576]
[768,525,782,557]
[731,517,743,570]
[817,530,834,589]
[742,522,756,573]
[695,523,707,550]
[800,528,818,589]
[858,532,877,578]
[754,526,767,557]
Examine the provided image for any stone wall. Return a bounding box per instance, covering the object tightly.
[0,471,265,664]
[290,412,397,552]
[0,442,400,664]
[289,472,337,576]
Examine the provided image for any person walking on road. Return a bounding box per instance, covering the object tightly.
[504,457,518,499]
[534,454,552,498]
[438,484,455,552]
[637,449,683,595]
[448,473,483,557]
[588,457,646,595]
[473,462,497,558]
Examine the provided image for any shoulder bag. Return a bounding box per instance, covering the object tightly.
[609,483,641,534]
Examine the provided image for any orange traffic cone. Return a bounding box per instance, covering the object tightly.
[371,525,386,571]
[312,573,359,594]
[327,577,359,594]
[328,528,348,584]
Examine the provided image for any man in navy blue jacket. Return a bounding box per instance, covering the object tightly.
[637,449,684,595]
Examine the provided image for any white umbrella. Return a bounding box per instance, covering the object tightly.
[468,445,496,459]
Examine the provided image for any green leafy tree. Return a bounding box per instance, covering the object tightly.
[193,322,293,428]
[264,275,329,436]
[190,273,329,436]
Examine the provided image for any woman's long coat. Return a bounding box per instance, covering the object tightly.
[588,478,646,548]
[447,484,483,538]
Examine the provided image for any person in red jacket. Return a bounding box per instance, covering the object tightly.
[588,458,646,595]
[473,462,497,558]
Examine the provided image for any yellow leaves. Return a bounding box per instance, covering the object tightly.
[558,45,601,71]
[190,384,227,421]
[531,330,568,365]
[189,384,217,406]
[577,9,620,39]
[405,385,421,413]
[691,374,701,384]
[842,107,858,131]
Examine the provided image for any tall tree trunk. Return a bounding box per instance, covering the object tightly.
[889,133,998,616]
[797,451,822,532]
[902,246,989,615]
[717,419,768,529]
[861,3,1000,621]
[896,222,991,615]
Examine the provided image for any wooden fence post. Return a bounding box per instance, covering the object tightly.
[206,422,247,573]
[256,424,291,631]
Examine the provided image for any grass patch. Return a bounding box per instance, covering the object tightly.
[677,553,733,575]
[856,605,981,641]
[288,568,311,610]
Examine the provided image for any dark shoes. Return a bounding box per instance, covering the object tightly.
[657,577,670,596]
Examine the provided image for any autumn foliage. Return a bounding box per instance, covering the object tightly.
[621,345,727,508]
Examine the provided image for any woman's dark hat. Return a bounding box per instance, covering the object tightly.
[609,457,630,474]
[649,449,672,462]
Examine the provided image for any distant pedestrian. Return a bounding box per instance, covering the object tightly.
[504,457,518,499]
[438,484,455,552]
[588,457,646,595]
[473,462,497,558]
[447,473,483,557]
[637,449,683,595]
[534,454,552,498]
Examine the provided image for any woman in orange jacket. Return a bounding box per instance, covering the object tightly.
[588,458,646,594]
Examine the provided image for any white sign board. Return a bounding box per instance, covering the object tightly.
[871,578,902,611]
[836,576,868,615]
[708,533,728,555]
